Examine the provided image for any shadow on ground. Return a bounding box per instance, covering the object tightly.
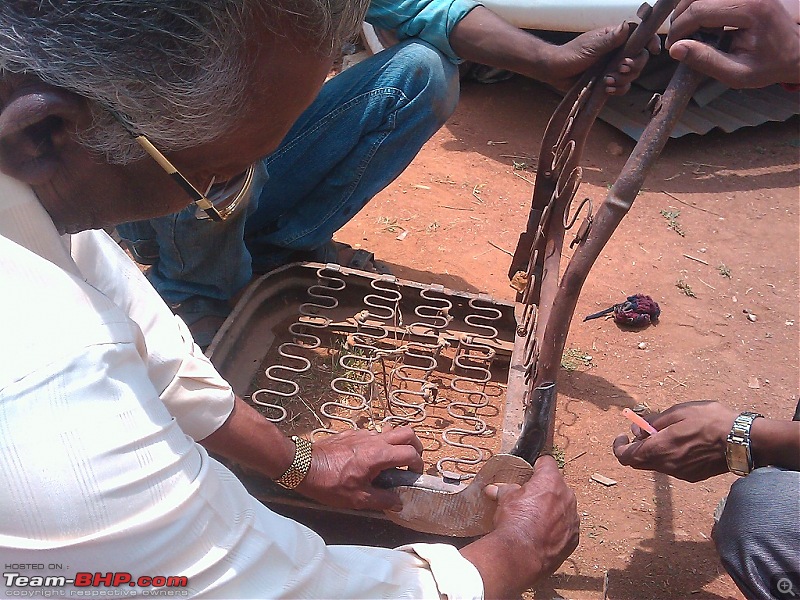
[533,471,732,600]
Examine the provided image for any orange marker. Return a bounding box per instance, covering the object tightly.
[622,408,658,436]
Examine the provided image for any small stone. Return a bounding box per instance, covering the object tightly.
[747,313,757,322]
[748,377,760,389]
[591,473,618,487]
[607,142,624,156]
[637,342,647,350]
[786,320,795,326]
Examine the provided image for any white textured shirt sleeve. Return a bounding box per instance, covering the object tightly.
[70,229,235,440]
[399,543,485,599]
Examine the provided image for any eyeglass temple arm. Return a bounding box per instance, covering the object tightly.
[132,135,223,222]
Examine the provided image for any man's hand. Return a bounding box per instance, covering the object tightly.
[297,425,424,511]
[548,24,662,94]
[460,456,580,598]
[613,400,737,482]
[450,8,660,95]
[487,456,580,577]
[202,398,423,512]
[666,0,800,88]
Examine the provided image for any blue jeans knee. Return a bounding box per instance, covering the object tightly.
[243,39,459,269]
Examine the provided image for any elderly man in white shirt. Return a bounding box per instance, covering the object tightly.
[0,1,579,598]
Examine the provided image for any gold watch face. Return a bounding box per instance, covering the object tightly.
[726,442,750,475]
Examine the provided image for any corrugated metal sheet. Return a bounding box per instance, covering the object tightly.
[601,82,800,139]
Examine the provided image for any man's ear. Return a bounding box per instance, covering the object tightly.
[0,86,88,185]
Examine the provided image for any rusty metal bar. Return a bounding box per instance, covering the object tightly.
[511,61,708,462]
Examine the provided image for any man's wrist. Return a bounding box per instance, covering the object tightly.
[749,418,800,469]
[521,39,556,84]
[461,530,546,598]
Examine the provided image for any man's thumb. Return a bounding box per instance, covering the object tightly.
[484,482,522,501]
[669,40,745,87]
[596,22,630,53]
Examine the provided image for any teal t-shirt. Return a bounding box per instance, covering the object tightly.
[366,0,481,62]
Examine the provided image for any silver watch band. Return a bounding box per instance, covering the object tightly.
[725,411,763,476]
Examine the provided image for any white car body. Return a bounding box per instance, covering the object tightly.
[480,0,670,33]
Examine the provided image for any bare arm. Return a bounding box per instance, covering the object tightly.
[201,395,424,510]
[449,6,661,94]
[751,416,800,470]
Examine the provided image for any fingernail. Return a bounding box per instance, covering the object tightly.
[670,44,688,60]
[388,504,403,513]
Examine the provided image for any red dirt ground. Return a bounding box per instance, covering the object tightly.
[336,76,800,599]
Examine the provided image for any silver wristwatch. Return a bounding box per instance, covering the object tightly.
[725,411,763,476]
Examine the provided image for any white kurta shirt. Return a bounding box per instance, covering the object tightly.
[0,173,483,599]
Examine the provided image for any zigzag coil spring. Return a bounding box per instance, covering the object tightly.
[313,277,401,438]
[438,298,501,479]
[383,288,453,427]
[250,267,344,423]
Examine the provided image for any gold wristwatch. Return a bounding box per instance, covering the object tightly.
[725,411,763,476]
[275,436,313,489]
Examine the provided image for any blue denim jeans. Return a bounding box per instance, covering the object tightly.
[118,40,459,305]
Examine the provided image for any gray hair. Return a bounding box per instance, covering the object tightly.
[0,0,367,163]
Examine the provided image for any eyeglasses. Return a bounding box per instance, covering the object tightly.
[110,112,253,221]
